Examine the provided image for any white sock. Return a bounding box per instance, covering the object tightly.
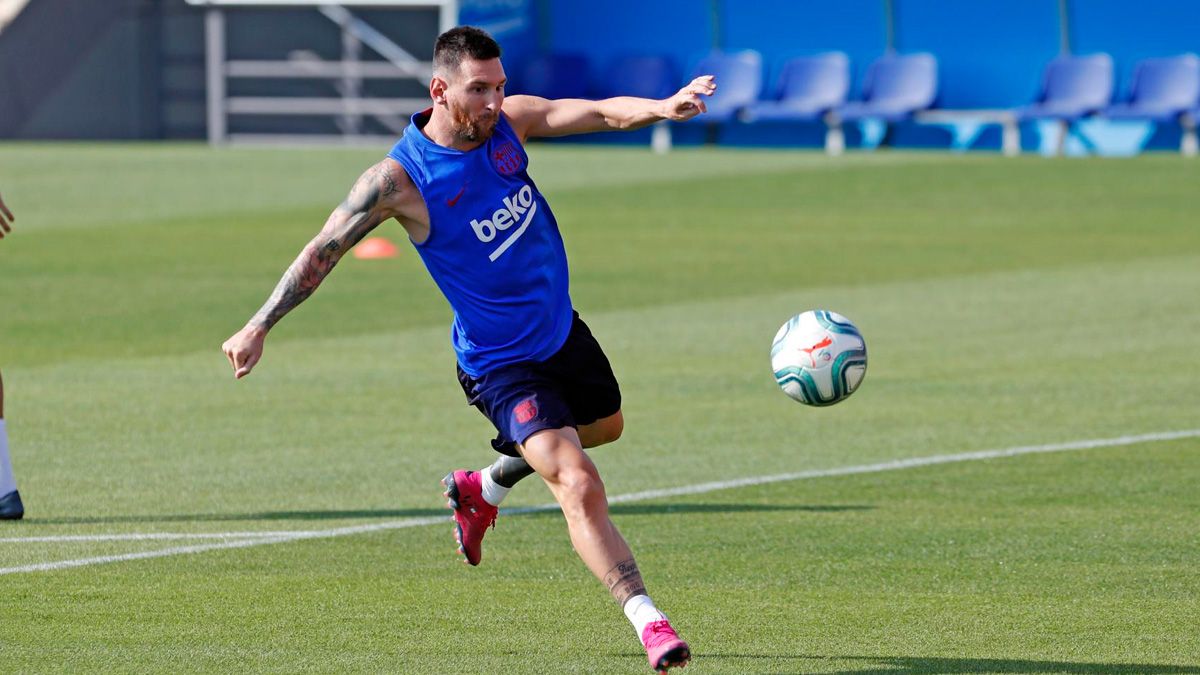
[0,420,16,496]
[479,469,509,507]
[623,594,667,636]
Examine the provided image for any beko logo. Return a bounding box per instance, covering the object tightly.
[469,184,538,261]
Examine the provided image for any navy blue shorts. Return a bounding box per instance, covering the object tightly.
[457,312,622,456]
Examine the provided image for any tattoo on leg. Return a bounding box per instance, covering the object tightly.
[489,455,535,488]
[603,559,648,607]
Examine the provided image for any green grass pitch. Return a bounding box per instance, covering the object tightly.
[1,143,1198,673]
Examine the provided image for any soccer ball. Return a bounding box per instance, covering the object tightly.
[771,310,868,406]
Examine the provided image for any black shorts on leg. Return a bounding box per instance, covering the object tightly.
[456,312,622,455]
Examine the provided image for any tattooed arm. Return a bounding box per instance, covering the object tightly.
[221,159,407,378]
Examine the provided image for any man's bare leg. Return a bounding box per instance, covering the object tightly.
[519,427,634,588]
[518,426,689,671]
[480,410,624,498]
[444,412,625,565]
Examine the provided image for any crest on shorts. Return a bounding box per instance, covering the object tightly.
[492,142,523,176]
[514,397,538,424]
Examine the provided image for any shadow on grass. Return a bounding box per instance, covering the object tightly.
[514,502,873,520]
[27,502,871,525]
[27,508,447,525]
[611,503,872,516]
[693,654,1200,674]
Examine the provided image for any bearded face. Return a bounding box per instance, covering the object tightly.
[436,57,506,145]
[448,96,498,144]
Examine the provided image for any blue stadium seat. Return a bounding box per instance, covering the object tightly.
[1014,54,1113,155]
[598,55,679,152]
[1015,54,1113,122]
[685,50,763,123]
[739,52,850,123]
[602,55,678,100]
[1103,54,1200,122]
[519,53,592,99]
[835,53,938,122]
[738,53,850,154]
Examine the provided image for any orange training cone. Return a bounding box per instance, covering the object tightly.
[353,237,399,260]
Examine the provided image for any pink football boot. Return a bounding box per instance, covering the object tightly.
[442,470,497,566]
[641,619,690,673]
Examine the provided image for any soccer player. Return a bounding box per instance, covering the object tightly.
[0,190,25,520]
[221,26,713,672]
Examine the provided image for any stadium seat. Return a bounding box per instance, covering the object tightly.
[828,53,937,151]
[1014,54,1113,154]
[596,54,680,153]
[1103,54,1200,155]
[519,53,592,99]
[599,55,679,153]
[835,53,938,123]
[684,49,763,125]
[1016,54,1114,120]
[739,53,850,154]
[602,55,678,101]
[740,53,850,122]
[1104,54,1200,121]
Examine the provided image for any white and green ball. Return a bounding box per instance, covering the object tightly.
[771,310,867,406]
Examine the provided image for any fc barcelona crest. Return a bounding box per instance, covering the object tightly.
[514,397,538,424]
[492,142,523,176]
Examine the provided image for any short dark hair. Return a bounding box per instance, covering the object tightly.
[434,26,502,78]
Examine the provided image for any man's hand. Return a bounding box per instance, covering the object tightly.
[222,325,267,379]
[219,159,406,381]
[661,75,717,122]
[0,191,13,239]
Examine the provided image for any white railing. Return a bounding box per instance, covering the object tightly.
[186,0,456,144]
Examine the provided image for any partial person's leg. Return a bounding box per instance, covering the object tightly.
[0,370,26,520]
[519,426,689,671]
[478,410,624,503]
[578,410,623,448]
[446,319,625,565]
[446,420,621,566]
[520,427,633,584]
[476,311,625,504]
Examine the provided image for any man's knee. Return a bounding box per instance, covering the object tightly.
[522,428,608,508]
[556,464,607,513]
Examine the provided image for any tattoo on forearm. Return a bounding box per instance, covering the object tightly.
[250,163,392,329]
[250,240,340,329]
[603,559,648,607]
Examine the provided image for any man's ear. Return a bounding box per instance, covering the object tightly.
[430,76,449,106]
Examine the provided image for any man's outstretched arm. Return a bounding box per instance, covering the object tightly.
[504,75,716,140]
[221,159,404,378]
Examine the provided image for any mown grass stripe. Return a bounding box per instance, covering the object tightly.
[2,428,1196,576]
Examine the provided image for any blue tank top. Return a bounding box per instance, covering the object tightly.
[387,110,574,376]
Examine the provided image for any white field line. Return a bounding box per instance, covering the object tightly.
[1,429,1197,576]
[0,516,450,575]
[0,531,325,543]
